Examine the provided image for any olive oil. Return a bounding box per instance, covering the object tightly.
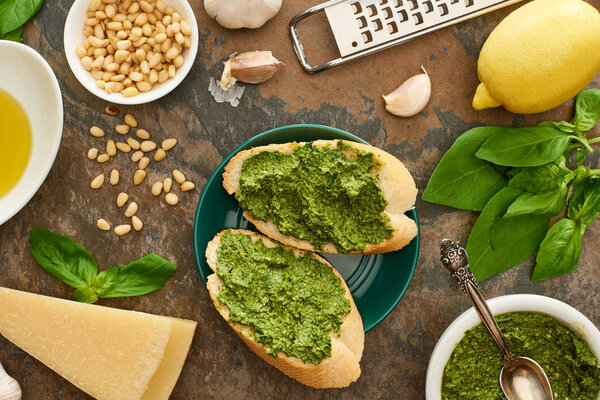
[0,88,32,199]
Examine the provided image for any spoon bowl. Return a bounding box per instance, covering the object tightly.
[501,356,553,400]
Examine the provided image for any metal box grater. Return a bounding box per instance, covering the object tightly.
[289,0,523,73]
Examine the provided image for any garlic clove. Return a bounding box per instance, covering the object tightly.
[220,51,282,89]
[0,363,21,400]
[204,0,282,29]
[383,67,431,117]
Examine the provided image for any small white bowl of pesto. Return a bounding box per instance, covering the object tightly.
[426,294,600,400]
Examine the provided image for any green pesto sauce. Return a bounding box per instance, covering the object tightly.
[235,141,394,253]
[442,312,600,400]
[215,231,351,365]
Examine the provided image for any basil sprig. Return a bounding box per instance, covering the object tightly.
[424,89,600,281]
[29,228,178,303]
[0,0,45,42]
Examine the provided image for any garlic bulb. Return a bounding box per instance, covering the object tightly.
[220,51,282,89]
[0,362,21,400]
[204,0,282,29]
[383,67,431,117]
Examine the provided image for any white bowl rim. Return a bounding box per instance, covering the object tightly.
[63,0,199,105]
[425,294,600,400]
[0,41,63,226]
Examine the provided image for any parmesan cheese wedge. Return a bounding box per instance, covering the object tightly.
[0,287,196,400]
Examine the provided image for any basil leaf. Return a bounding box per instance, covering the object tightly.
[423,127,507,211]
[72,287,99,304]
[508,157,569,193]
[576,149,586,167]
[476,127,570,167]
[568,178,600,226]
[29,228,98,288]
[531,219,584,281]
[466,187,550,281]
[537,120,576,133]
[0,25,23,42]
[504,187,567,218]
[92,253,177,298]
[572,89,600,132]
[0,0,44,35]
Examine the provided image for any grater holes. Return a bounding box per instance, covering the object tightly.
[362,31,373,44]
[464,0,474,5]
[372,18,384,31]
[367,4,377,16]
[412,11,423,24]
[382,6,393,19]
[387,21,398,34]
[394,0,403,6]
[356,15,368,28]
[351,2,362,14]
[379,0,388,4]
[352,41,358,48]
[408,0,418,10]
[398,9,409,22]
[422,0,433,13]
[438,3,448,15]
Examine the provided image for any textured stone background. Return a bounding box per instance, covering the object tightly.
[1,0,600,399]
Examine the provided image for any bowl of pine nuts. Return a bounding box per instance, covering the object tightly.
[64,0,198,104]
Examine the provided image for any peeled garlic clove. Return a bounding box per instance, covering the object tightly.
[220,51,282,89]
[383,67,431,117]
[0,362,21,400]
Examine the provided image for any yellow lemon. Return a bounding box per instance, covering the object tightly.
[473,0,600,114]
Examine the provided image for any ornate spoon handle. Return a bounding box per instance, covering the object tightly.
[440,239,512,360]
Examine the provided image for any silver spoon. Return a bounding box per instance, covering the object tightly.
[440,239,554,400]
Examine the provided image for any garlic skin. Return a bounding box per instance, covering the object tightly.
[383,67,431,117]
[0,362,21,400]
[220,51,282,89]
[204,0,282,29]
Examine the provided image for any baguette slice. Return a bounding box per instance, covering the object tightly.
[205,229,364,388]
[223,140,418,254]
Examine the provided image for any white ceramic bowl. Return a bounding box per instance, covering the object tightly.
[63,0,198,105]
[0,41,63,226]
[426,294,600,399]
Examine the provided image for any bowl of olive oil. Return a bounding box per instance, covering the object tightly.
[0,41,63,225]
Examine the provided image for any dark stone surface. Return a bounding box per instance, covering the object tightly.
[1,0,600,399]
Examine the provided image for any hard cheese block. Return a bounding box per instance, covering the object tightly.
[0,287,197,400]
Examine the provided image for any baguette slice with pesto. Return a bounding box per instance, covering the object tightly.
[205,229,364,388]
[223,140,418,254]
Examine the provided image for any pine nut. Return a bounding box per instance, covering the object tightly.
[139,156,150,169]
[136,128,150,139]
[115,124,129,134]
[172,169,185,184]
[87,148,99,160]
[105,105,119,115]
[117,192,129,207]
[121,86,139,97]
[114,224,132,236]
[91,173,105,189]
[90,126,105,137]
[162,138,177,150]
[163,177,172,192]
[124,201,138,217]
[165,192,179,205]
[76,44,87,57]
[134,169,147,185]
[97,154,111,163]
[110,169,120,185]
[154,148,166,161]
[106,140,117,156]
[124,113,137,127]
[127,137,141,149]
[181,19,192,36]
[116,142,131,152]
[141,140,157,152]
[97,219,110,231]
[131,150,144,162]
[136,81,152,92]
[151,181,163,196]
[181,181,195,191]
[132,215,143,231]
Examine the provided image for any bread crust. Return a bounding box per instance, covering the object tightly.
[222,140,418,254]
[205,229,364,388]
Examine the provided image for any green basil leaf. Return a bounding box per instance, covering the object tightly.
[568,178,600,226]
[576,149,586,167]
[466,187,550,281]
[0,0,44,35]
[93,253,178,298]
[504,187,567,218]
[537,120,576,133]
[508,157,569,193]
[29,228,98,288]
[531,219,584,281]
[72,287,99,304]
[0,25,23,42]
[423,127,507,211]
[572,89,600,132]
[476,126,570,167]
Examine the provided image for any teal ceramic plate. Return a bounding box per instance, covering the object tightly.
[193,124,420,332]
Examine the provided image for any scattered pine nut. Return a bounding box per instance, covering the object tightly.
[97,153,110,163]
[139,156,150,170]
[110,169,120,185]
[154,148,166,161]
[116,142,131,152]
[127,137,141,149]
[172,169,185,184]
[131,150,144,162]
[134,169,147,185]
[181,181,195,192]
[116,124,130,134]
[124,113,137,127]
[90,126,105,138]
[117,192,129,207]
[132,215,143,231]
[140,140,157,152]
[162,138,177,150]
[136,128,151,139]
[151,181,163,196]
[87,148,99,160]
[97,218,110,230]
[163,177,173,193]
[114,224,131,236]
[106,140,117,156]
[124,201,138,217]
[105,105,119,115]
[91,173,105,189]
[165,192,179,205]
